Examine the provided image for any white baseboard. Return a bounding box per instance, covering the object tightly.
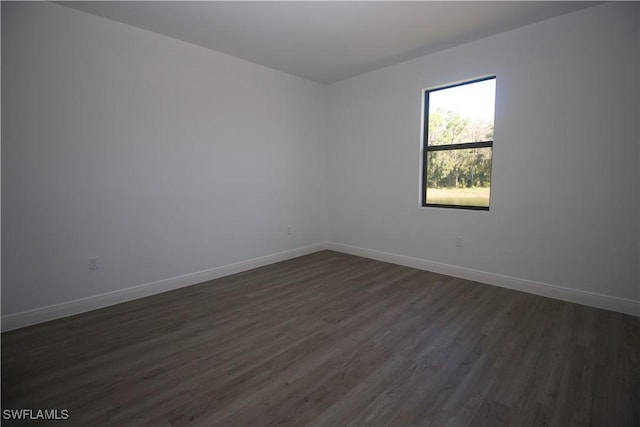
[1,243,328,332]
[3,241,637,332]
[326,242,639,317]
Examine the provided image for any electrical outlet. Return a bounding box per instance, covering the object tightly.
[455,237,463,248]
[287,226,293,235]
[88,257,99,270]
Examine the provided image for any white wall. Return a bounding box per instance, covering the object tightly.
[2,2,327,318]
[2,2,639,327]
[326,2,640,304]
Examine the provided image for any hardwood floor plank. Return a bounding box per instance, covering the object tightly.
[2,250,638,427]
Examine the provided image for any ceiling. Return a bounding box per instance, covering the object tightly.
[58,1,601,84]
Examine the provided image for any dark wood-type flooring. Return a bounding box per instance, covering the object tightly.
[2,251,639,426]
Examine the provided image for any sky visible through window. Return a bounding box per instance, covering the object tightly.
[429,78,495,123]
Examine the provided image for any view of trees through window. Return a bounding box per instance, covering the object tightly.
[423,77,495,209]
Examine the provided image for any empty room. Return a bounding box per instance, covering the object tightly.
[2,1,639,426]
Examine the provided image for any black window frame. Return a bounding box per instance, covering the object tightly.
[422,76,495,211]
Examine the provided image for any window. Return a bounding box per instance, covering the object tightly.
[422,76,496,210]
